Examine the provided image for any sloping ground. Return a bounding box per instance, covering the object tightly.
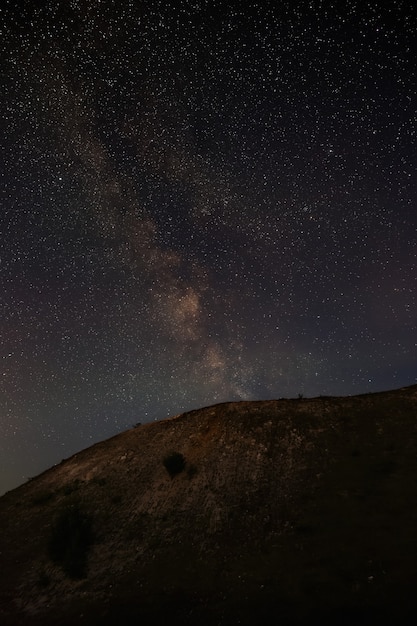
[1,385,417,625]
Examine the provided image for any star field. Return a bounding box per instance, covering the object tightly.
[1,0,416,494]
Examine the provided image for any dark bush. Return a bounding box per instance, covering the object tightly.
[163,452,186,477]
[48,504,94,578]
[62,479,82,496]
[36,568,51,588]
[187,464,198,479]
[32,491,55,506]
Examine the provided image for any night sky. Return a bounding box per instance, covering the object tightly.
[1,0,416,495]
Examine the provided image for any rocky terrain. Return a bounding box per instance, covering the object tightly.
[1,385,417,625]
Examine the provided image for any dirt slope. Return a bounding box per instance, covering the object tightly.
[1,385,417,625]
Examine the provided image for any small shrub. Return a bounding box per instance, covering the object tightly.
[294,523,316,535]
[163,452,186,477]
[92,476,107,487]
[37,568,51,588]
[32,491,55,506]
[373,459,398,475]
[62,479,82,496]
[48,504,94,578]
[187,464,198,479]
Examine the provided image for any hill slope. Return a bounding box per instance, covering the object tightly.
[1,386,417,625]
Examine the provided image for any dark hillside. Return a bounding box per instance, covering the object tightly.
[1,385,417,625]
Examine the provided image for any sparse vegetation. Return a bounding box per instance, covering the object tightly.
[1,385,417,625]
[163,452,186,477]
[47,503,94,578]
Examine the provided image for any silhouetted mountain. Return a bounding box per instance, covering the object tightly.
[1,385,417,625]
